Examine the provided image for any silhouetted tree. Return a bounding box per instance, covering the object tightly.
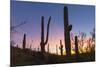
[81,32,86,46]
[90,28,95,41]
[10,40,15,46]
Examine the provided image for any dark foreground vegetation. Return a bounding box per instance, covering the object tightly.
[11,46,95,66]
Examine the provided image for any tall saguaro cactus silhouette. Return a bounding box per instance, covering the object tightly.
[64,6,72,56]
[75,36,79,55]
[23,34,26,49]
[40,16,51,54]
[59,40,63,56]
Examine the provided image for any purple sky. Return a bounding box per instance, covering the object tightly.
[11,1,95,54]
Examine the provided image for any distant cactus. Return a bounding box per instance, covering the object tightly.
[47,44,49,53]
[30,44,32,50]
[16,44,18,48]
[63,6,72,56]
[40,16,51,54]
[37,46,40,51]
[56,44,58,55]
[75,36,79,55]
[59,40,63,56]
[23,34,26,49]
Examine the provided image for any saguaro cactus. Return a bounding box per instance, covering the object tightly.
[40,16,51,54]
[16,44,18,48]
[59,40,63,56]
[37,46,40,51]
[23,34,26,49]
[64,6,72,56]
[56,44,58,55]
[30,44,32,50]
[47,44,49,53]
[75,36,79,55]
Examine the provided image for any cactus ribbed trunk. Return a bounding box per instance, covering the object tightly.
[40,16,51,54]
[75,36,79,60]
[75,36,79,55]
[64,6,72,56]
[23,34,26,49]
[41,16,45,53]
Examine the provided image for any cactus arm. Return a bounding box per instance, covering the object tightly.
[41,16,44,45]
[65,24,72,32]
[68,25,72,31]
[44,16,51,45]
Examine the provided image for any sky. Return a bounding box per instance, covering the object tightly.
[11,1,95,54]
